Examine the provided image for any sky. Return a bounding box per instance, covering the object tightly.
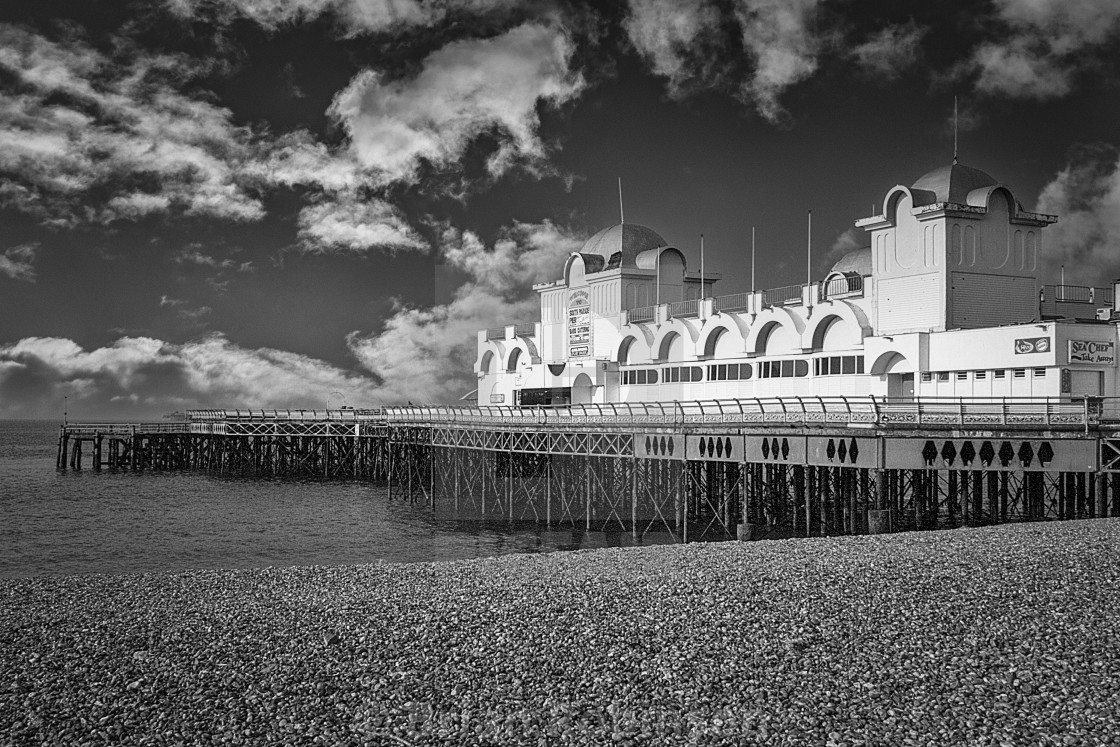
[2,0,1120,419]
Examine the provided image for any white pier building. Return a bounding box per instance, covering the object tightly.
[474,161,1119,407]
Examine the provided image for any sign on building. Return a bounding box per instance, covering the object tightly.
[1068,340,1116,365]
[1014,336,1051,354]
[567,289,591,359]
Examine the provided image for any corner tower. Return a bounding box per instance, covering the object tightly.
[856,161,1057,334]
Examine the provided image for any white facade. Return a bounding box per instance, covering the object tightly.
[475,161,1119,406]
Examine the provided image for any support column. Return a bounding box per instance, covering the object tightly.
[1096,472,1108,518]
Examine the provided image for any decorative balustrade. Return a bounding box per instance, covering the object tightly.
[513,323,536,336]
[628,305,655,323]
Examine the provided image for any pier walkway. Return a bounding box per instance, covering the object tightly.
[57,396,1120,542]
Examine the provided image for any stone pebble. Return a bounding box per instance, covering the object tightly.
[2,519,1120,746]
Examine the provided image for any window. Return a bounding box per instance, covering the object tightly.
[994,370,1006,379]
[937,372,950,382]
[1034,368,1047,378]
[921,372,933,382]
[814,355,865,376]
[956,371,968,381]
[759,359,808,379]
[1013,369,1026,379]
[975,371,987,380]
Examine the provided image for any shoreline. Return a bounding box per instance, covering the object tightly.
[4,520,1119,745]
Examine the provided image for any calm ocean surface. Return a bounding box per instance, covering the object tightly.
[0,420,663,578]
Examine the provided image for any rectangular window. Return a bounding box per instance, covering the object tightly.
[842,356,855,375]
[1013,369,1026,379]
[994,370,1006,379]
[956,371,968,381]
[937,372,949,382]
[921,372,933,382]
[1034,368,1047,377]
[637,369,647,385]
[975,371,987,380]
[691,367,703,382]
[856,357,865,374]
[781,360,794,377]
[648,370,658,384]
[727,364,738,380]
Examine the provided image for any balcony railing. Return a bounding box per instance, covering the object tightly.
[821,274,864,299]
[485,327,505,340]
[713,292,749,313]
[628,305,655,323]
[761,284,803,307]
[1043,284,1113,304]
[513,323,536,336]
[668,299,699,319]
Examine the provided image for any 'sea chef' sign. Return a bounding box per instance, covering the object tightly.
[1069,340,1116,365]
[1013,336,1051,354]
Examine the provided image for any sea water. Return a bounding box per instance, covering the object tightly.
[0,420,664,577]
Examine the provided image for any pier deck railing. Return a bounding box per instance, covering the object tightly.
[61,397,1113,435]
[376,396,1097,430]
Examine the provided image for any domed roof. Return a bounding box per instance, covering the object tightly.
[910,161,998,206]
[580,224,668,270]
[829,246,871,276]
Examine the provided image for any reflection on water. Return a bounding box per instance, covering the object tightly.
[1,420,680,577]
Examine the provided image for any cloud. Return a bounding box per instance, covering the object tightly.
[0,243,38,281]
[1035,145,1120,286]
[624,0,721,95]
[624,0,823,122]
[852,21,926,80]
[0,334,384,418]
[733,0,822,122]
[972,0,1120,98]
[297,193,427,253]
[165,0,519,35]
[328,22,585,183]
[0,25,265,227]
[347,220,582,402]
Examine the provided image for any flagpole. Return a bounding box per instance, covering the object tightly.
[807,211,812,286]
[700,234,705,299]
[751,226,756,290]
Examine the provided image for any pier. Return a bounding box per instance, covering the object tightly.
[57,396,1120,542]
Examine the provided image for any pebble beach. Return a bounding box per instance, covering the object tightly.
[3,520,1119,746]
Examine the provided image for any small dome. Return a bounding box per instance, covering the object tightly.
[911,162,999,206]
[829,247,871,276]
[580,224,668,270]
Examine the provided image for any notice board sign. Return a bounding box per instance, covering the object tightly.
[568,289,591,359]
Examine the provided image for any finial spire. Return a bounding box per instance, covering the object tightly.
[618,177,624,225]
